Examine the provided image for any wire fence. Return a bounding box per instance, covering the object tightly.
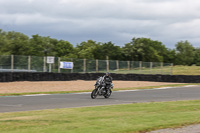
[0,55,173,75]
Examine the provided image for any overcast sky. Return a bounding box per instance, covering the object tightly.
[0,0,200,48]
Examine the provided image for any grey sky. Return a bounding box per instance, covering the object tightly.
[0,0,200,48]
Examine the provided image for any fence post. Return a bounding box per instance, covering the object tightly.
[43,56,46,72]
[83,59,86,73]
[139,61,142,73]
[106,56,109,72]
[170,63,173,75]
[49,64,51,72]
[150,62,152,74]
[53,61,55,72]
[28,56,31,71]
[116,60,119,71]
[96,59,98,72]
[127,61,130,71]
[58,57,60,73]
[160,62,163,74]
[71,58,73,73]
[11,55,14,72]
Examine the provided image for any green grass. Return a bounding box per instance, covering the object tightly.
[1,100,200,133]
[103,67,172,75]
[99,65,200,75]
[172,65,200,75]
[0,83,199,96]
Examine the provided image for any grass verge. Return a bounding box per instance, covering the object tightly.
[0,83,199,96]
[0,100,200,133]
[172,65,200,75]
[100,65,200,75]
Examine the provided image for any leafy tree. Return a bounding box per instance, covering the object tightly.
[193,48,200,66]
[29,35,56,56]
[54,40,74,57]
[4,31,30,55]
[122,38,164,62]
[122,43,135,61]
[1,29,199,67]
[94,41,123,60]
[164,49,176,63]
[175,40,195,65]
[76,40,100,59]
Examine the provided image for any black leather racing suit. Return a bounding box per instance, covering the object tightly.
[104,75,113,90]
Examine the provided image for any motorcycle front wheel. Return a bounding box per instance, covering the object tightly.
[91,89,98,99]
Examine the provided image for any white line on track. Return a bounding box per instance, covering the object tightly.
[73,92,91,94]
[153,87,174,90]
[23,94,51,96]
[116,87,176,92]
[116,90,140,92]
[183,85,199,87]
[0,104,22,107]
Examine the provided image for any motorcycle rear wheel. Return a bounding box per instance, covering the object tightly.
[91,89,98,99]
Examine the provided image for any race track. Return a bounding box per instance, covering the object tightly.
[0,85,200,113]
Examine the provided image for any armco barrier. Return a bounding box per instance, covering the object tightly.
[0,72,200,83]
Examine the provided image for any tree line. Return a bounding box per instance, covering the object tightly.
[0,29,199,65]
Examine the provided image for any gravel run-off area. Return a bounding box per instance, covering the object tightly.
[0,80,182,94]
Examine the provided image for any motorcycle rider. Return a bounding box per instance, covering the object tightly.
[103,72,113,90]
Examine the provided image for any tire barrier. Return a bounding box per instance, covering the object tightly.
[0,72,200,83]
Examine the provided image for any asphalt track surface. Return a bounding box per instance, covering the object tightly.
[0,85,200,113]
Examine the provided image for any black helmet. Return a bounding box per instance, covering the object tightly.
[106,72,110,76]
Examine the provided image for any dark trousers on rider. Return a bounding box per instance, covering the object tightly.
[105,84,109,89]
[105,84,111,92]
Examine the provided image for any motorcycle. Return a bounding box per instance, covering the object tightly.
[91,76,113,99]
